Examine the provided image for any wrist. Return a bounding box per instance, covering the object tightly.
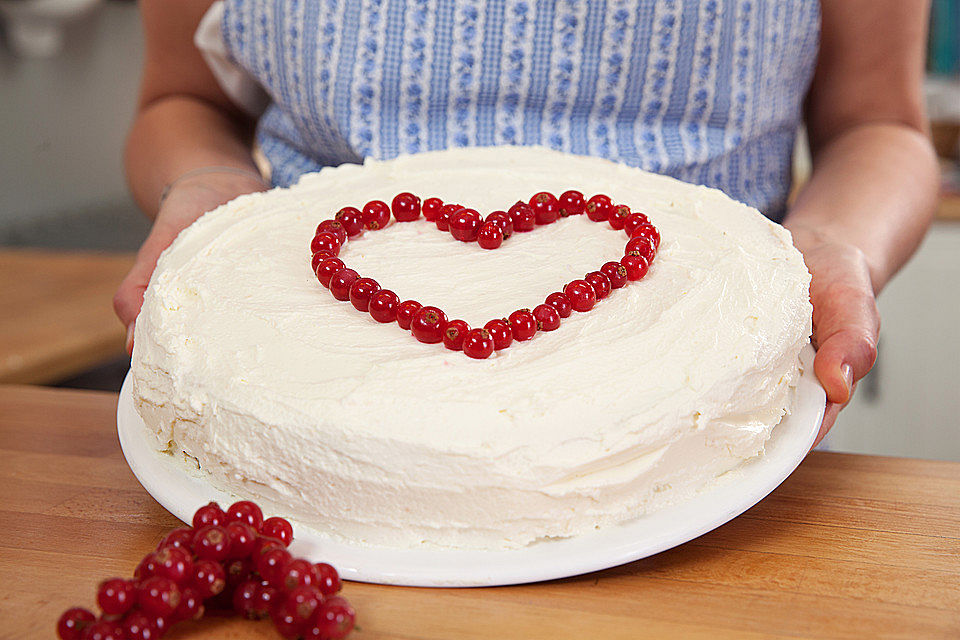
[160,166,269,208]
[157,169,269,228]
[784,219,884,295]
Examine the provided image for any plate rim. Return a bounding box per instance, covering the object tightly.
[118,345,824,587]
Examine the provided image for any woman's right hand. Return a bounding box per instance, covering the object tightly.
[113,171,268,354]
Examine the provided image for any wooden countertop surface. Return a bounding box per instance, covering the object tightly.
[0,249,134,385]
[1,385,959,639]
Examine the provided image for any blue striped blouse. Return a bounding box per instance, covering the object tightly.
[221,0,820,220]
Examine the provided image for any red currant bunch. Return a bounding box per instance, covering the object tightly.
[57,500,355,639]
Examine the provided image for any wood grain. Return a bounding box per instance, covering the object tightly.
[937,193,960,221]
[1,385,958,639]
[0,249,134,384]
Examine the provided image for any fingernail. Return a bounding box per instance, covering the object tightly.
[841,363,854,401]
[125,324,135,355]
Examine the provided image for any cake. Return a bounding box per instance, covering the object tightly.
[132,146,812,550]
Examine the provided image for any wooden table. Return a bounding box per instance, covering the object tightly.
[2,385,958,639]
[0,249,134,384]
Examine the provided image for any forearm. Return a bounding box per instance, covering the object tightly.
[124,96,265,219]
[784,122,938,293]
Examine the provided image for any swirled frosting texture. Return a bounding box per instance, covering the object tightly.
[132,146,812,549]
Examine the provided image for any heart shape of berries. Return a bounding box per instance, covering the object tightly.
[309,191,660,359]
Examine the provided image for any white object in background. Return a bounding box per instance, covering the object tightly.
[117,346,824,587]
[195,1,269,118]
[831,223,960,462]
[0,0,102,58]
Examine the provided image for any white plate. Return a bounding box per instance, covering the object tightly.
[118,345,824,587]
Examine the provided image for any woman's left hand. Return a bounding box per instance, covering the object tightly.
[785,224,881,447]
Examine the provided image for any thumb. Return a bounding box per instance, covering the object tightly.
[113,223,183,353]
[811,285,879,405]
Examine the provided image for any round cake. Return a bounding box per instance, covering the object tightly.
[132,146,812,550]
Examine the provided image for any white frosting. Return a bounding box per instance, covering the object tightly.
[132,146,812,550]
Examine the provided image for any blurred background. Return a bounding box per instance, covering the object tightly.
[1,0,958,460]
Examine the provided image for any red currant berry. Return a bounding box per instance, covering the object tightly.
[172,586,204,623]
[134,553,159,582]
[477,221,504,249]
[483,319,513,350]
[137,576,181,618]
[623,212,650,236]
[631,222,660,248]
[313,562,342,596]
[252,535,285,559]
[609,204,631,230]
[313,596,356,640]
[585,194,613,222]
[282,585,324,628]
[232,579,260,619]
[316,257,345,288]
[349,277,381,312]
[395,300,423,330]
[558,190,585,217]
[529,191,559,225]
[361,200,391,230]
[485,210,513,238]
[564,280,597,312]
[442,319,470,351]
[316,219,348,246]
[436,203,460,231]
[311,250,335,274]
[191,558,227,599]
[156,527,193,552]
[302,625,326,639]
[545,292,573,318]
[601,261,629,289]
[410,305,448,344]
[368,288,400,323]
[121,611,159,640]
[391,192,421,221]
[151,546,194,584]
[77,620,124,640]
[508,201,536,232]
[585,271,612,300]
[57,607,95,640]
[335,207,364,237]
[149,615,168,637]
[224,557,255,590]
[271,601,305,640]
[508,309,537,341]
[449,207,482,241]
[620,254,649,280]
[328,268,360,302]
[421,197,444,221]
[256,546,293,589]
[310,231,342,256]
[533,304,561,331]
[192,524,231,561]
[252,583,281,619]
[625,236,656,262]
[462,328,495,359]
[226,500,264,531]
[225,521,257,559]
[281,558,320,591]
[192,501,225,528]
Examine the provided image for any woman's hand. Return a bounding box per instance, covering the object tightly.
[786,224,881,446]
[113,171,267,354]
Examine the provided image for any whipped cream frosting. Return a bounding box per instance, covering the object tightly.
[132,146,812,550]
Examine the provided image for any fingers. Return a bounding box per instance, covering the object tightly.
[811,281,879,405]
[812,401,842,450]
[113,223,184,353]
